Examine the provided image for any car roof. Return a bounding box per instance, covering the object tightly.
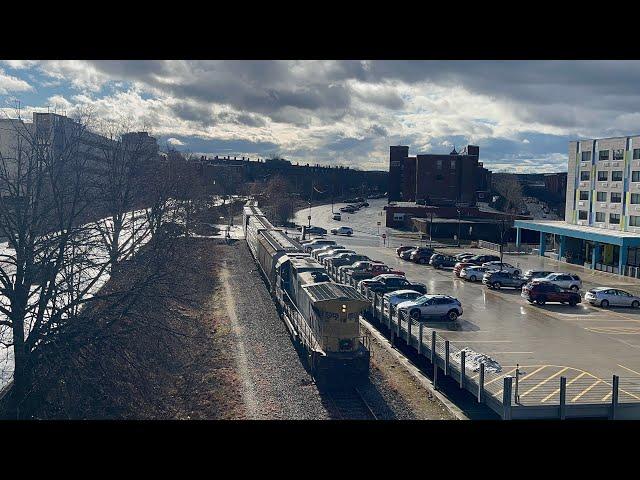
[385,289,421,296]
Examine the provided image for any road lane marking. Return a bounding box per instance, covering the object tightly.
[571,379,602,402]
[617,364,640,377]
[520,367,569,398]
[483,367,518,387]
[602,392,612,402]
[585,327,640,335]
[541,372,587,403]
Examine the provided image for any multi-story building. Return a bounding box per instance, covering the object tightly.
[388,144,486,206]
[515,135,640,276]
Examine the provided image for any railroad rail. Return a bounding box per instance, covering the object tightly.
[326,387,377,420]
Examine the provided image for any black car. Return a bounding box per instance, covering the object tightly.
[409,247,435,264]
[365,275,427,295]
[467,254,501,266]
[482,271,527,290]
[429,254,458,269]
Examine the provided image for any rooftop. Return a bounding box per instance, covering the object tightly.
[514,219,640,246]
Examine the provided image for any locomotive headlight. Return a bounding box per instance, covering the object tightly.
[341,304,347,313]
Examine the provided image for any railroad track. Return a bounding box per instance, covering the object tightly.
[327,387,378,420]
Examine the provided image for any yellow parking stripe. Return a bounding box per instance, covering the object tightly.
[483,367,518,387]
[520,367,569,398]
[495,365,547,396]
[618,364,640,377]
[571,379,602,402]
[541,372,587,403]
[602,392,612,402]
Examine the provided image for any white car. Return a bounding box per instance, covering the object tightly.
[482,261,521,276]
[536,273,582,291]
[383,290,423,314]
[303,239,336,253]
[460,266,490,282]
[331,226,353,236]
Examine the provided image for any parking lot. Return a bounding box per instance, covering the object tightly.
[292,199,640,407]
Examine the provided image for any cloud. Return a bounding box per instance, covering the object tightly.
[0,68,33,95]
[166,138,185,146]
[9,60,640,172]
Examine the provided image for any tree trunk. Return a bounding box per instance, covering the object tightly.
[10,307,27,419]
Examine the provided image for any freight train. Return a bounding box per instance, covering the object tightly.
[243,201,370,385]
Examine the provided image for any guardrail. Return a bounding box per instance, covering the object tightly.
[478,240,536,254]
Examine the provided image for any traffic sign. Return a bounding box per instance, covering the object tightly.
[377,221,381,226]
[382,233,386,238]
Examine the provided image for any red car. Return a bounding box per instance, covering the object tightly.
[521,282,581,306]
[453,262,475,277]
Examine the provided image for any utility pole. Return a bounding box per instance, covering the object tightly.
[429,210,433,249]
[457,208,462,247]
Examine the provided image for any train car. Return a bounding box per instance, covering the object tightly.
[277,256,370,384]
[255,229,304,291]
[243,200,371,385]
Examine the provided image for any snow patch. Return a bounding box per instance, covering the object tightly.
[452,348,502,374]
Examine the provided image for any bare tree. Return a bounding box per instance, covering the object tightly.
[93,127,156,270]
[493,174,524,213]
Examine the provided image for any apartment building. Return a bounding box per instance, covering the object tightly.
[515,135,640,276]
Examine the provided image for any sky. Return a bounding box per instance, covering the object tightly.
[2,60,640,173]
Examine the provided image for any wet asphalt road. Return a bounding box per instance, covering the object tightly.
[292,199,640,404]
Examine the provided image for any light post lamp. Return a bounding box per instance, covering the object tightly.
[429,210,434,249]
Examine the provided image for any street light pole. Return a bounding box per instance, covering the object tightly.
[457,208,461,247]
[429,210,433,249]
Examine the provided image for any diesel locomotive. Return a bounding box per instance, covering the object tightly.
[243,202,370,385]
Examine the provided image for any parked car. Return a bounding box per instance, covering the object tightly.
[329,253,370,269]
[453,262,475,277]
[397,295,463,322]
[383,290,423,315]
[317,248,354,263]
[332,212,341,220]
[396,245,415,257]
[304,226,327,235]
[310,244,344,259]
[350,264,405,282]
[585,288,640,308]
[430,254,458,269]
[521,282,581,306]
[537,273,582,291]
[339,260,380,276]
[359,274,427,295]
[460,266,490,282]
[482,271,528,290]
[466,254,501,266]
[399,246,420,260]
[455,252,475,261]
[303,239,336,253]
[339,206,356,213]
[523,270,554,282]
[482,261,521,276]
[331,226,354,236]
[409,247,436,264]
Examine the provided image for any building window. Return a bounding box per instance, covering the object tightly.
[580,171,591,181]
[596,211,606,222]
[613,149,625,161]
[578,210,588,220]
[633,171,640,182]
[612,170,623,181]
[599,150,610,161]
[450,159,456,169]
[581,151,592,162]
[598,171,608,181]
[630,216,640,227]
[579,191,589,200]
[611,192,622,203]
[634,149,640,160]
[610,213,621,224]
[596,191,607,202]
[437,160,442,169]
[628,247,640,266]
[632,194,640,204]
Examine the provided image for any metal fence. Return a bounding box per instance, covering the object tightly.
[358,284,640,420]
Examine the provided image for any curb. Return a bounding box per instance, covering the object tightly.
[361,318,468,421]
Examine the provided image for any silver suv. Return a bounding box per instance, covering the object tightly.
[397,295,463,322]
[537,273,582,291]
